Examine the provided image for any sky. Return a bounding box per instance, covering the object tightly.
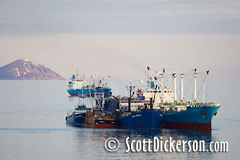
[1,0,240,34]
[0,0,239,80]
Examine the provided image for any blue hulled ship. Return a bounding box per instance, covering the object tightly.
[117,85,163,129]
[118,109,163,129]
[67,75,112,97]
[142,67,220,131]
[66,96,91,127]
[162,104,219,131]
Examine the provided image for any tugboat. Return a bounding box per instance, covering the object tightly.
[144,67,220,132]
[67,74,112,97]
[117,84,163,129]
[66,95,91,127]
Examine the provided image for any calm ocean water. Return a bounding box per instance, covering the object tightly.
[0,80,239,160]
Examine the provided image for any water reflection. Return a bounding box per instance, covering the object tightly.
[71,128,214,160]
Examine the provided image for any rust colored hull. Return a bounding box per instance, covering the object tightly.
[82,123,117,128]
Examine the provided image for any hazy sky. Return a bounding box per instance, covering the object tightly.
[1,0,240,34]
[0,0,239,80]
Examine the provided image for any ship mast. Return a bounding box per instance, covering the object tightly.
[196,70,210,104]
[152,77,159,108]
[161,69,165,105]
[180,73,184,102]
[202,79,205,103]
[193,69,197,104]
[202,70,209,103]
[126,82,135,112]
[173,73,177,103]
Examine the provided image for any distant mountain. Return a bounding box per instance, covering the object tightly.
[0,59,65,80]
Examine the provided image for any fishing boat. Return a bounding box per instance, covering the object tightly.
[82,108,117,128]
[66,92,119,128]
[66,95,91,127]
[67,74,112,97]
[81,93,119,128]
[144,67,220,131]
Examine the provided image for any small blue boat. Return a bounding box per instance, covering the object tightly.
[66,96,91,127]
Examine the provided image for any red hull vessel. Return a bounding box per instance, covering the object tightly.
[82,123,117,128]
[163,122,211,132]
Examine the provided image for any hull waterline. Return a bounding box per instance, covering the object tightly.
[162,105,220,132]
